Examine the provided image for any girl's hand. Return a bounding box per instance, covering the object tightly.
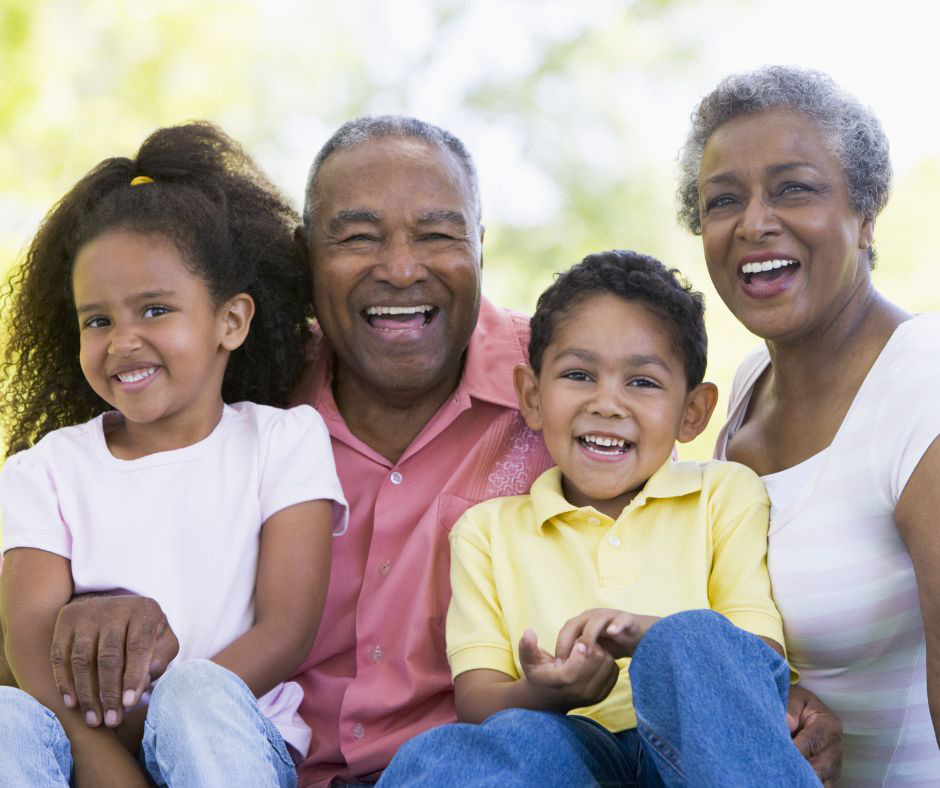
[555,608,661,661]
[518,628,619,711]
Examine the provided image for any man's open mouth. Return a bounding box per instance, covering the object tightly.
[364,304,438,329]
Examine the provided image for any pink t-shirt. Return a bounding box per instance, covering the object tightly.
[290,297,554,786]
[0,401,348,756]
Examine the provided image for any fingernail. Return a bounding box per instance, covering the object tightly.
[123,690,136,707]
[63,694,74,708]
[85,711,98,726]
[554,658,562,667]
[105,709,118,727]
[576,642,587,653]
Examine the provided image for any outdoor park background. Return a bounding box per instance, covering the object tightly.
[2,0,938,462]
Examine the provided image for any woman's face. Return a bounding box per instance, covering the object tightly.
[698,107,874,344]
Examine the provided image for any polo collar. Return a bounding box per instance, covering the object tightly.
[531,458,705,532]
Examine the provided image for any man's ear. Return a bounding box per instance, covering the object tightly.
[677,381,719,444]
[219,293,256,352]
[513,363,543,432]
[858,214,875,251]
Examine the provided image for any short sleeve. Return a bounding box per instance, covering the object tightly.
[706,463,785,646]
[258,405,349,536]
[0,449,72,558]
[874,316,940,502]
[445,508,517,680]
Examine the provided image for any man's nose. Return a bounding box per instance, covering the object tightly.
[375,235,428,289]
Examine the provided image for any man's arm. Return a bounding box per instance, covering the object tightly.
[1,548,149,787]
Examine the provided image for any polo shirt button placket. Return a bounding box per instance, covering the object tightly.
[607,533,621,547]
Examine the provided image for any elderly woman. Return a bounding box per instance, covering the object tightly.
[679,65,940,785]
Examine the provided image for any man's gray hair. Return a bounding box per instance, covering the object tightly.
[677,65,892,236]
[303,115,482,231]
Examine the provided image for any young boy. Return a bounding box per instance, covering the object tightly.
[380,251,820,787]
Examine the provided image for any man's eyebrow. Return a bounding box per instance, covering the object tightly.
[416,210,469,229]
[327,210,382,233]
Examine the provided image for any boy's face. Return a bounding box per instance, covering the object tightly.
[515,293,716,519]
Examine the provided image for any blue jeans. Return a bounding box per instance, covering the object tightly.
[0,659,296,787]
[379,611,821,787]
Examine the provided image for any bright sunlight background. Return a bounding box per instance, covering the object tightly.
[2,0,938,461]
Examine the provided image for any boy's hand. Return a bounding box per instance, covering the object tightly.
[518,628,619,711]
[555,608,661,660]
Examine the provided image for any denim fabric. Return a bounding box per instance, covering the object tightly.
[379,610,821,787]
[0,661,296,787]
[0,686,72,787]
[141,658,297,787]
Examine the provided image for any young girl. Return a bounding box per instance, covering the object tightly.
[0,123,347,787]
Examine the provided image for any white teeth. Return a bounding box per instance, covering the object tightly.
[116,367,157,383]
[581,434,626,449]
[740,259,798,275]
[365,305,433,316]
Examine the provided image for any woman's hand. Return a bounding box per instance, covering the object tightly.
[51,594,178,730]
[787,684,842,785]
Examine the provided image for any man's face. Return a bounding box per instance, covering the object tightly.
[307,136,482,402]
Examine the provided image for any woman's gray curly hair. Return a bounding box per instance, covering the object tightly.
[677,65,892,237]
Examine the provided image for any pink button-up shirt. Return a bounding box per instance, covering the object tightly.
[290,297,553,786]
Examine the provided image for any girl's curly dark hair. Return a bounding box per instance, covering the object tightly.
[1,122,312,455]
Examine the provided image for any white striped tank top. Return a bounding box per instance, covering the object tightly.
[715,314,940,786]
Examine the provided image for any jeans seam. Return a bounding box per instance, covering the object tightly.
[636,722,685,779]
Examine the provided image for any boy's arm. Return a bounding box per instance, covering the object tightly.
[454,629,619,724]
[211,499,333,696]
[1,548,149,787]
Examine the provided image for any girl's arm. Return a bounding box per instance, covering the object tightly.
[0,548,149,787]
[211,499,334,696]
[896,436,940,747]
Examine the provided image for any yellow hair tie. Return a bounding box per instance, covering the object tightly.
[130,175,154,186]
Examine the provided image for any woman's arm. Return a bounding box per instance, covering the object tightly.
[210,499,333,696]
[1,548,149,787]
[895,435,940,746]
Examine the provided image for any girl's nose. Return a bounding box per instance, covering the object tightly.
[108,327,143,356]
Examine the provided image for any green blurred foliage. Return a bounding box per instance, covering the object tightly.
[1,0,937,467]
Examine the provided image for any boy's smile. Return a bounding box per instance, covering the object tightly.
[516,293,714,520]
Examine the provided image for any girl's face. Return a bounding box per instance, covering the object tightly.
[72,229,251,450]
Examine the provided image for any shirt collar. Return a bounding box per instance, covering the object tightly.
[530,457,704,532]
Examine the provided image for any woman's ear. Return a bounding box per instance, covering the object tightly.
[513,363,543,432]
[219,293,255,352]
[677,381,719,444]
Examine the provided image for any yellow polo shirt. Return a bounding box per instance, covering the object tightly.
[445,458,784,732]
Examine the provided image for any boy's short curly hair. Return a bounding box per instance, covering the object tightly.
[528,250,707,388]
[1,122,312,455]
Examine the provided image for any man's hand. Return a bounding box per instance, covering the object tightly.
[555,608,660,661]
[51,595,178,730]
[518,628,619,711]
[787,684,842,785]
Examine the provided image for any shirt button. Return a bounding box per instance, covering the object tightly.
[588,517,601,526]
[352,722,365,740]
[607,534,621,547]
[390,471,403,485]
[371,645,384,663]
[378,561,391,575]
